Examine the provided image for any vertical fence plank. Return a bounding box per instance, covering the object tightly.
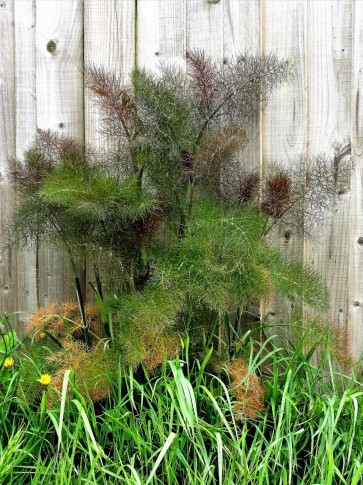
[84,0,135,149]
[137,0,160,70]
[349,0,363,359]
[224,0,260,56]
[304,0,352,344]
[262,1,308,168]
[223,0,261,322]
[159,0,186,66]
[0,1,17,325]
[138,0,186,71]
[223,0,261,169]
[261,1,308,331]
[187,0,223,57]
[14,0,37,326]
[84,0,135,297]
[36,0,84,306]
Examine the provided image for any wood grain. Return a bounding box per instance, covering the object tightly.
[14,0,38,326]
[349,0,363,359]
[223,0,261,172]
[224,0,260,56]
[304,0,352,344]
[36,0,84,307]
[138,0,186,71]
[0,0,17,325]
[84,0,135,149]
[186,0,223,58]
[261,1,308,332]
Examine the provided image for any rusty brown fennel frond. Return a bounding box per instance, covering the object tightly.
[236,171,261,204]
[261,171,292,220]
[84,65,137,141]
[261,143,353,237]
[186,49,218,116]
[7,130,89,193]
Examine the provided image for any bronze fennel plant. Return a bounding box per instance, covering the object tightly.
[5,51,352,408]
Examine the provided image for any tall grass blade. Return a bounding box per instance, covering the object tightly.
[216,431,223,484]
[145,432,176,485]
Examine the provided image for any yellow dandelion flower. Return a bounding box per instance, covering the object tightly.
[3,357,14,369]
[39,332,47,340]
[37,374,52,386]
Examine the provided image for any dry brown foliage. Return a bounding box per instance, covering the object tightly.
[193,127,246,192]
[26,302,102,342]
[236,172,260,204]
[224,357,265,419]
[140,329,181,372]
[47,339,115,403]
[261,172,291,220]
[84,66,136,140]
[186,49,217,115]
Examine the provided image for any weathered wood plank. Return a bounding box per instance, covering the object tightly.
[84,0,135,149]
[223,0,261,170]
[349,0,363,359]
[0,0,17,324]
[84,0,135,298]
[224,0,260,56]
[186,0,223,57]
[137,0,160,71]
[14,0,38,327]
[260,1,308,331]
[36,0,84,306]
[304,0,352,347]
[138,0,186,71]
[159,0,186,67]
[223,0,261,323]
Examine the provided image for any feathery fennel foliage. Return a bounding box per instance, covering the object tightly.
[4,51,352,405]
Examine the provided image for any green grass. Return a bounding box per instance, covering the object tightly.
[1,336,363,484]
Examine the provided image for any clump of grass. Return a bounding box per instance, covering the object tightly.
[1,332,363,484]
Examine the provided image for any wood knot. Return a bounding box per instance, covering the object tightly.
[358,237,363,245]
[46,40,57,54]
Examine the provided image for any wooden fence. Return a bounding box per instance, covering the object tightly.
[0,0,362,357]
